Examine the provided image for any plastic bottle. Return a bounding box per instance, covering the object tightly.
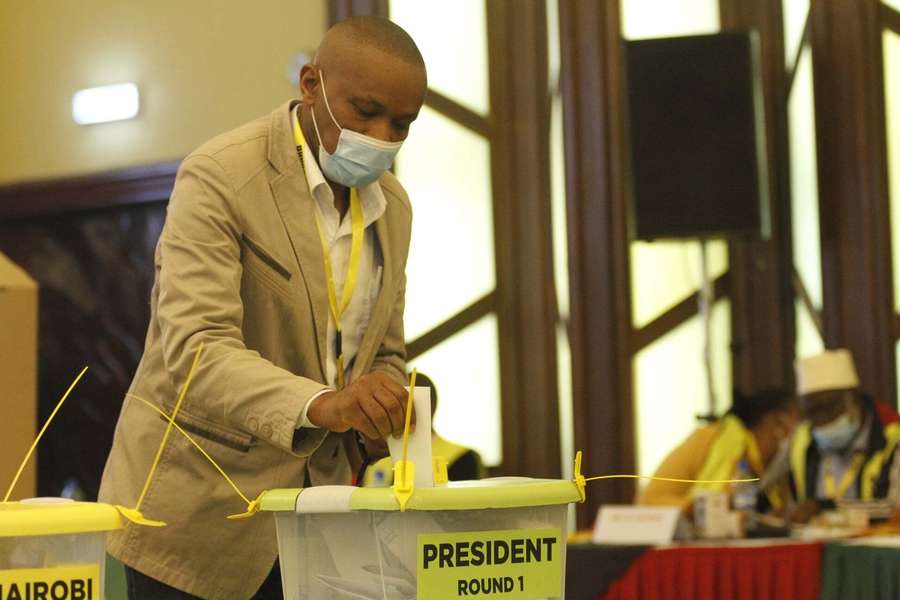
[731,459,759,534]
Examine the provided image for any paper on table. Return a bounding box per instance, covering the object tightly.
[386,386,433,488]
[592,505,680,545]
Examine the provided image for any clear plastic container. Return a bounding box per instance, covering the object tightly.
[0,532,106,571]
[0,499,121,599]
[266,479,579,600]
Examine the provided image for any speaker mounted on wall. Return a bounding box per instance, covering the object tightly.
[624,31,770,241]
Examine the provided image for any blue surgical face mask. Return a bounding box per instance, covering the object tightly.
[812,411,860,452]
[310,71,403,187]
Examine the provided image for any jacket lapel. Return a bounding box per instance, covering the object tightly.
[267,102,329,380]
[351,213,394,381]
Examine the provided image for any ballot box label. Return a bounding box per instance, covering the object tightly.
[0,565,98,600]
[417,528,561,599]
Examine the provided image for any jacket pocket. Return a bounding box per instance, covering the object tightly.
[241,234,292,280]
[240,234,294,299]
[159,409,255,453]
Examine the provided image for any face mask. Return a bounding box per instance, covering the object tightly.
[310,71,403,187]
[812,411,860,452]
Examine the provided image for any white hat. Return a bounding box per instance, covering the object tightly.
[795,349,860,395]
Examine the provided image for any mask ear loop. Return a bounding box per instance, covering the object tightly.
[309,69,341,157]
[318,71,343,131]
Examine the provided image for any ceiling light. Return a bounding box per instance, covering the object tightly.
[72,83,140,125]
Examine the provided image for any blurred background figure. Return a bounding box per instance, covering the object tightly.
[364,372,486,487]
[637,388,798,514]
[790,349,900,522]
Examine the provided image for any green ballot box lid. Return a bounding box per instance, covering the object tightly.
[260,477,582,514]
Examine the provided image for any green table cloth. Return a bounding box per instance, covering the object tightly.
[823,538,900,600]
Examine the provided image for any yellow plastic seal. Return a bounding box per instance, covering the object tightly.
[114,506,166,527]
[227,491,267,520]
[393,370,418,512]
[433,456,449,486]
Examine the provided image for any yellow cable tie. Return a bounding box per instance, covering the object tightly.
[131,343,204,524]
[571,449,759,500]
[113,505,166,528]
[582,475,760,484]
[127,394,252,507]
[227,490,267,520]
[393,369,417,512]
[393,460,415,512]
[400,369,417,467]
[573,451,587,503]
[432,456,449,486]
[3,367,88,503]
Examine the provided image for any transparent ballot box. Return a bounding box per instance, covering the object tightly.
[0,499,122,599]
[261,478,580,600]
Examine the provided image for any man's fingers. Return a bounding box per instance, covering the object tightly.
[372,387,405,436]
[381,377,410,403]
[349,412,381,440]
[359,395,393,439]
[356,373,423,436]
[379,378,419,431]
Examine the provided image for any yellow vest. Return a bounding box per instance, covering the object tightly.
[789,421,900,502]
[692,415,783,509]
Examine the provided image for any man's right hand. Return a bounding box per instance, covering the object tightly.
[306,372,414,440]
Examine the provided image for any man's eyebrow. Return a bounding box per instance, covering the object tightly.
[349,96,384,110]
[348,96,418,120]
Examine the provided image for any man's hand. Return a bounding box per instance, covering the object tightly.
[307,372,414,440]
[789,499,820,524]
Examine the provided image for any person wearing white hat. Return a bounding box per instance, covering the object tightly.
[789,349,900,521]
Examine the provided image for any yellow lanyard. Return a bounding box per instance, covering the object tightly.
[744,431,785,510]
[824,454,865,499]
[292,108,365,389]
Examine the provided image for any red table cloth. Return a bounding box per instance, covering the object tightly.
[600,541,823,600]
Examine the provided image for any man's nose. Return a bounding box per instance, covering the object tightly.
[368,119,397,142]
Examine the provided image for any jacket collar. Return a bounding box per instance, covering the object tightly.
[267,100,329,379]
[268,100,302,176]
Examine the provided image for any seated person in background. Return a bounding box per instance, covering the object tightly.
[790,349,900,522]
[637,388,798,513]
[364,372,487,486]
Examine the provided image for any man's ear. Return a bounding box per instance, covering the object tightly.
[299,64,320,105]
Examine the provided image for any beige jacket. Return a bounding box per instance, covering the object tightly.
[98,100,411,599]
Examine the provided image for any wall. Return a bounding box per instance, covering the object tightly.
[620,0,733,478]
[0,1,326,184]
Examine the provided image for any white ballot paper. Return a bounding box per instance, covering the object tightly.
[386,386,433,488]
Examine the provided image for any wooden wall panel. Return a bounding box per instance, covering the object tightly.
[559,0,635,525]
[486,0,561,478]
[720,0,796,393]
[811,0,895,405]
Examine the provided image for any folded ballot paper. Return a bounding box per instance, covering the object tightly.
[386,386,433,487]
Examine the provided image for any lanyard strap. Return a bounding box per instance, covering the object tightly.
[743,431,785,510]
[824,453,865,499]
[292,108,365,389]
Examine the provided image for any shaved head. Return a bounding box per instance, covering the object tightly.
[296,15,427,188]
[320,16,425,71]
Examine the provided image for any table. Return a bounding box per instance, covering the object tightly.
[572,539,823,600]
[565,544,650,600]
[822,536,900,600]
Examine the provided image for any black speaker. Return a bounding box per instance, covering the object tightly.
[624,31,770,241]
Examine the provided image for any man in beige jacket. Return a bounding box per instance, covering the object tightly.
[99,16,427,599]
